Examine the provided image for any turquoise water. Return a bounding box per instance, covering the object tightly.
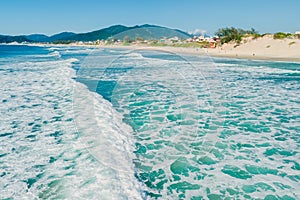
[0,45,142,199]
[0,45,299,199]
[78,49,300,199]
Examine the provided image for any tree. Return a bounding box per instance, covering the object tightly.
[215,27,243,44]
[123,35,130,43]
[215,27,260,44]
[135,36,144,41]
[273,32,291,39]
[249,28,258,35]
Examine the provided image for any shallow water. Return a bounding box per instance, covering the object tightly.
[77,48,300,199]
[0,45,299,199]
[0,45,142,199]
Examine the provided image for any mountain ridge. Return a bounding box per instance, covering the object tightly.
[0,35,32,43]
[0,24,191,43]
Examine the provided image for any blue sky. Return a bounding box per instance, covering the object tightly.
[1,0,300,35]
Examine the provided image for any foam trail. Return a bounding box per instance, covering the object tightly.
[0,50,143,199]
[79,48,300,199]
[72,82,144,199]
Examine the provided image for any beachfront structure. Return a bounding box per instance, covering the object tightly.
[187,35,219,48]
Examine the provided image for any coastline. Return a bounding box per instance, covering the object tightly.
[97,44,300,63]
[17,35,300,62]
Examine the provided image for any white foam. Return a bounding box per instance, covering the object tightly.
[48,47,60,51]
[0,54,143,199]
[64,48,96,54]
[72,82,143,199]
[220,64,300,74]
[25,50,62,58]
[214,63,239,67]
[80,48,300,199]
[49,51,61,58]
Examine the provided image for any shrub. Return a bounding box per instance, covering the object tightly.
[215,27,259,44]
[52,40,73,44]
[273,32,292,39]
[215,27,243,44]
[289,41,295,46]
[261,33,271,37]
[252,33,261,39]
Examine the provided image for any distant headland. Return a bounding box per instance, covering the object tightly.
[1,24,300,62]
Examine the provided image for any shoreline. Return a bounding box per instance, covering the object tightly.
[98,44,300,62]
[6,37,300,62]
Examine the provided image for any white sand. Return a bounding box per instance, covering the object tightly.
[32,35,300,62]
[100,35,300,62]
[207,35,300,62]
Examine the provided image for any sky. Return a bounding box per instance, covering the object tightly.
[1,0,300,36]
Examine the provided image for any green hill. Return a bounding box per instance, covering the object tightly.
[0,24,191,43]
[59,24,191,42]
[24,32,76,42]
[0,35,32,43]
[62,25,129,41]
[112,24,191,40]
[48,32,76,42]
[24,34,49,42]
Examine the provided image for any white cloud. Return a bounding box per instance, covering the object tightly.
[188,29,207,35]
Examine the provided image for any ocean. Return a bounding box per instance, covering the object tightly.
[0,44,299,199]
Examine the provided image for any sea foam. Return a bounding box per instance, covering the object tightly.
[0,53,143,199]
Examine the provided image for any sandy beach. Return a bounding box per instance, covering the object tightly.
[97,35,300,62]
[28,34,300,62]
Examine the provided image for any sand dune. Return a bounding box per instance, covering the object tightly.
[36,35,300,62]
[100,35,300,62]
[207,35,300,62]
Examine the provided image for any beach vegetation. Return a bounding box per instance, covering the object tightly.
[150,40,158,45]
[249,28,258,35]
[215,27,243,44]
[214,27,269,45]
[266,45,271,48]
[289,41,295,46]
[135,36,144,41]
[52,40,73,44]
[242,28,259,36]
[261,33,271,37]
[105,40,113,45]
[149,40,169,47]
[273,32,292,39]
[215,27,258,44]
[251,33,261,39]
[124,36,130,42]
[123,36,132,45]
[172,42,203,48]
[150,42,168,47]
